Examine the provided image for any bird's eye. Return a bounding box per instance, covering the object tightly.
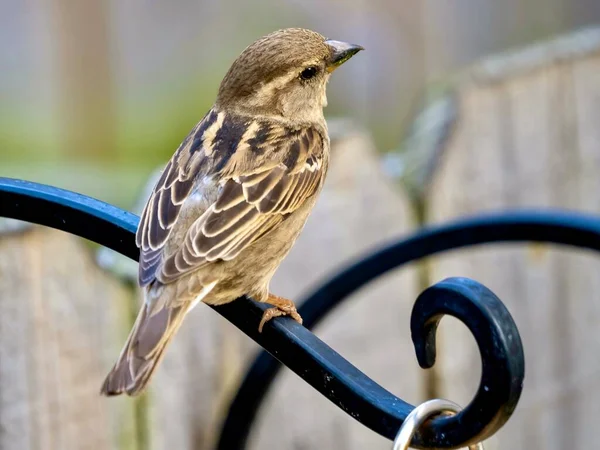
[300,66,318,80]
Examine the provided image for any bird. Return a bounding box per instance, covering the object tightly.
[100,28,363,396]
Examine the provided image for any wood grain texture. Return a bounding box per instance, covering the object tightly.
[423,28,600,450]
[0,227,136,450]
[147,126,421,450]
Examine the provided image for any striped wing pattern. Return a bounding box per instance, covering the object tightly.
[135,109,325,287]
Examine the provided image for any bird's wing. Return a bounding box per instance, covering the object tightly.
[136,109,326,287]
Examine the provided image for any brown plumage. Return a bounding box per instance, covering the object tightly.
[101,28,362,396]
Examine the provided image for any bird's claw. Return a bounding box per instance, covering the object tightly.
[258,303,303,333]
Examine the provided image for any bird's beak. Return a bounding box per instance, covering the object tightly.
[325,40,364,73]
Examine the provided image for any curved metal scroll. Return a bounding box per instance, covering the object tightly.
[0,177,529,448]
[219,207,600,448]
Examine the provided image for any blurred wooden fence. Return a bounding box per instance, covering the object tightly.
[1,27,600,450]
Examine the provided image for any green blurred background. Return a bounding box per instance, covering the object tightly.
[2,0,600,208]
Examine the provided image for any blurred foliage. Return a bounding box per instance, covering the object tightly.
[1,0,600,207]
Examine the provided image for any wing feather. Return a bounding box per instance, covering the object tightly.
[242,169,286,203]
[213,181,245,212]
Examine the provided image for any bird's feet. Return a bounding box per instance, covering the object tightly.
[258,294,303,332]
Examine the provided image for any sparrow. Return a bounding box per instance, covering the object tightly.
[101,28,363,396]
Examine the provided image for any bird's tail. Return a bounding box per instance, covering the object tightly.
[100,300,189,397]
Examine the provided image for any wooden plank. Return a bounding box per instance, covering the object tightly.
[0,227,136,450]
[421,28,600,450]
[51,0,116,160]
[145,125,421,449]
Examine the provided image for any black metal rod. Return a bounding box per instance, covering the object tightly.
[219,207,600,449]
[0,178,139,259]
[0,177,530,448]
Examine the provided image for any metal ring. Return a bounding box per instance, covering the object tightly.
[392,399,484,450]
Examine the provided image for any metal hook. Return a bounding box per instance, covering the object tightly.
[408,277,524,447]
[392,399,483,450]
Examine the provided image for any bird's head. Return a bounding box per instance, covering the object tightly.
[216,28,363,123]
